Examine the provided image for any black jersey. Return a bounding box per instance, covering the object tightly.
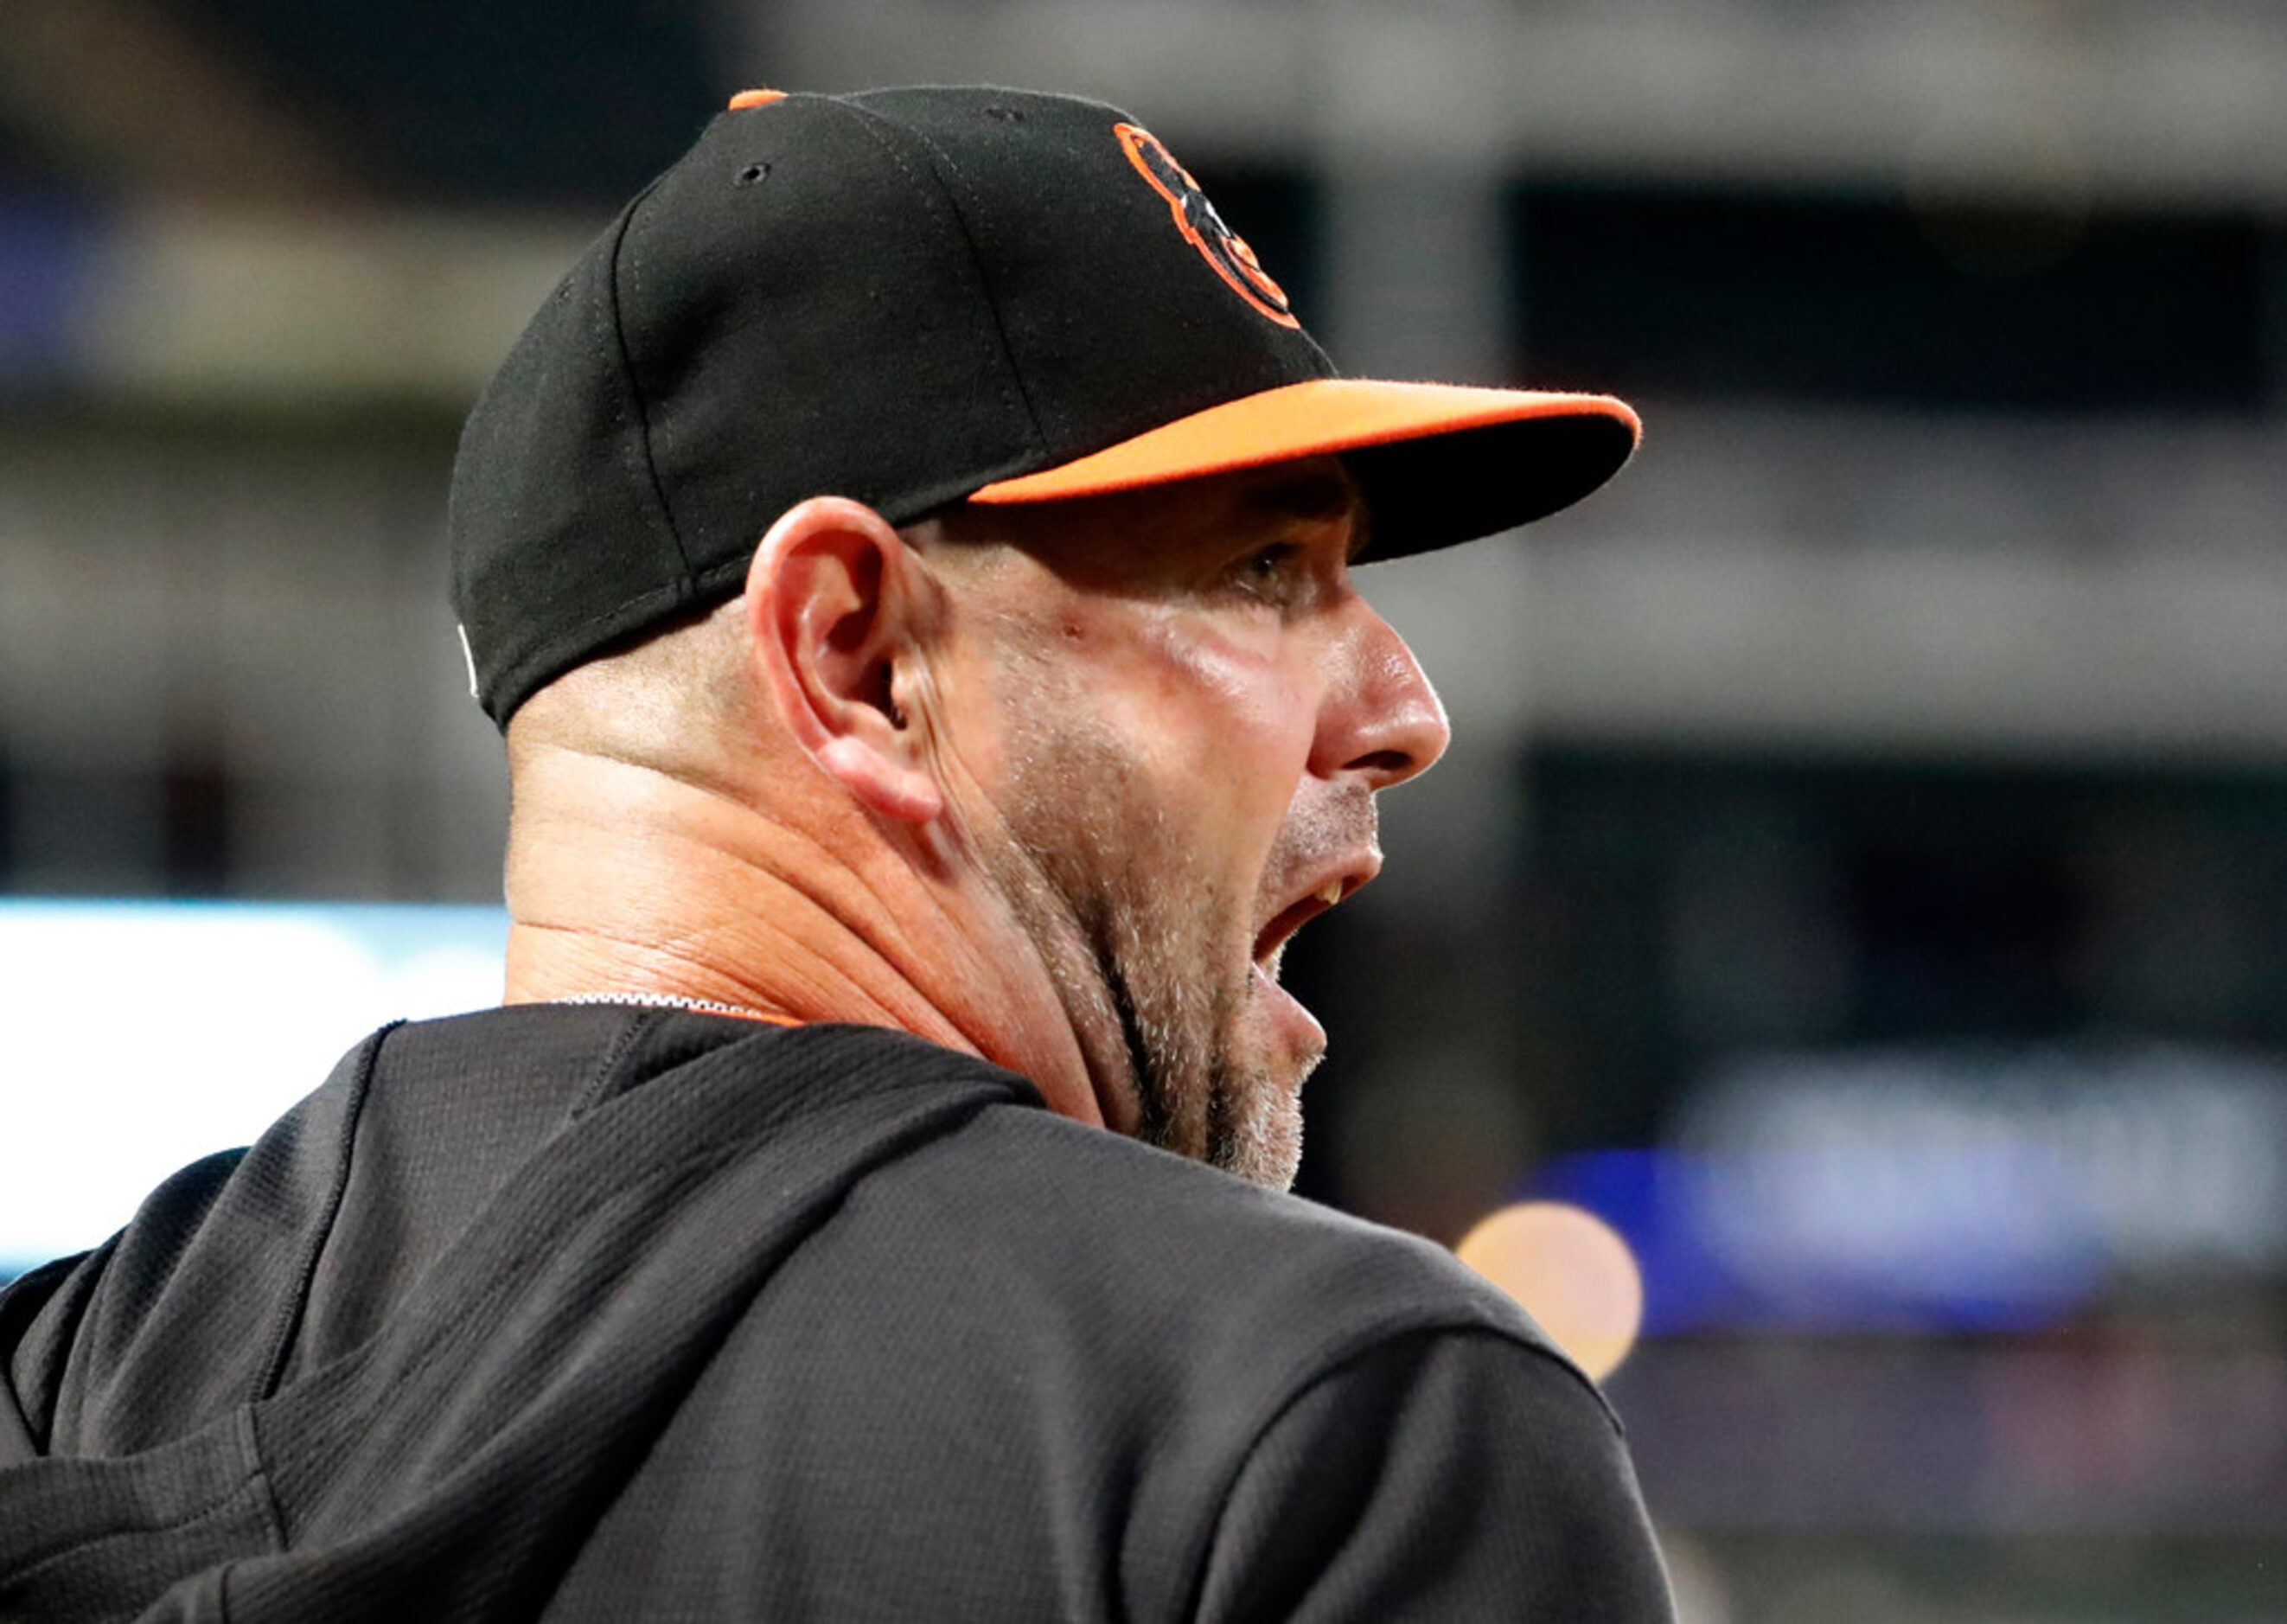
[1,1007,1672,1621]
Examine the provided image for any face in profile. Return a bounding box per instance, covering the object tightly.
[922,457,1450,1189]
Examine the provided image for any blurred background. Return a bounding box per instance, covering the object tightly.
[2,1,2284,1617]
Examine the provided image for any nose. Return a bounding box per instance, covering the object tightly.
[1311,598,1452,790]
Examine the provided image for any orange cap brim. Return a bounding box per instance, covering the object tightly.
[968,377,1640,537]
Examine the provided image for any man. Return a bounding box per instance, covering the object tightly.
[0,86,1672,1619]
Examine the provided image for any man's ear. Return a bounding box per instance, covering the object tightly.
[746,496,943,824]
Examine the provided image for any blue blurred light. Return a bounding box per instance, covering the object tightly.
[1529,1141,2108,1336]
[0,202,105,383]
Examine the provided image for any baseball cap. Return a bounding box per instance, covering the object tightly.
[449,85,1639,726]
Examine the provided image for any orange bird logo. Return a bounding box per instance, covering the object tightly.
[1115,122,1300,329]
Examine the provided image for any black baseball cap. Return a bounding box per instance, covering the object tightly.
[449,85,1640,726]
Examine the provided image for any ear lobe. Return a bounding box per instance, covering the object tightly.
[746,497,944,824]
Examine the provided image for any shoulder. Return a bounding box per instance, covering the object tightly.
[814,1084,1614,1428]
[792,1097,1664,1617]
[1197,1325,1674,1621]
[594,1030,1671,1617]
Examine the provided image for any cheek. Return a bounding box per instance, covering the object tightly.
[966,597,1315,830]
[1127,617,1315,797]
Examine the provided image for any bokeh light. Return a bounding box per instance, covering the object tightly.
[1455,1200,1645,1381]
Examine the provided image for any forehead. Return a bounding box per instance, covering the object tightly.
[930,456,1368,584]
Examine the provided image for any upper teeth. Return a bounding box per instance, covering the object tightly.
[1318,881,1343,907]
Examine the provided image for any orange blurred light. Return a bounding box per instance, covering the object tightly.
[1455,1201,1645,1381]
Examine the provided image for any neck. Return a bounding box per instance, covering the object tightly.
[501,745,1106,1128]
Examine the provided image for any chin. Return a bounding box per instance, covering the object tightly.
[1219,1081,1306,1192]
[1208,1003,1319,1191]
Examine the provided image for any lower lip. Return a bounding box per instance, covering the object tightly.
[1251,961,1326,1060]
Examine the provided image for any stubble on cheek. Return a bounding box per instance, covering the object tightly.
[994,714,1216,1147]
[989,707,1305,1187]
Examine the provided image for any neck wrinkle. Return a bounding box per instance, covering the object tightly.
[499,748,1106,1129]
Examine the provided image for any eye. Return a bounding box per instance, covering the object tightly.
[1231,542,1304,603]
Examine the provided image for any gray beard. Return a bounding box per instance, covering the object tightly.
[989,719,1305,1191]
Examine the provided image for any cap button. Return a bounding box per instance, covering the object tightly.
[727,89,788,112]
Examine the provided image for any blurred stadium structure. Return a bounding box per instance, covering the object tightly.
[3,2,2284,1618]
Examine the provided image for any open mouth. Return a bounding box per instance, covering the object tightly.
[1251,877,1350,980]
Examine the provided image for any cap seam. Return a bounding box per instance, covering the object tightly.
[832,99,1047,469]
[604,175,701,591]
